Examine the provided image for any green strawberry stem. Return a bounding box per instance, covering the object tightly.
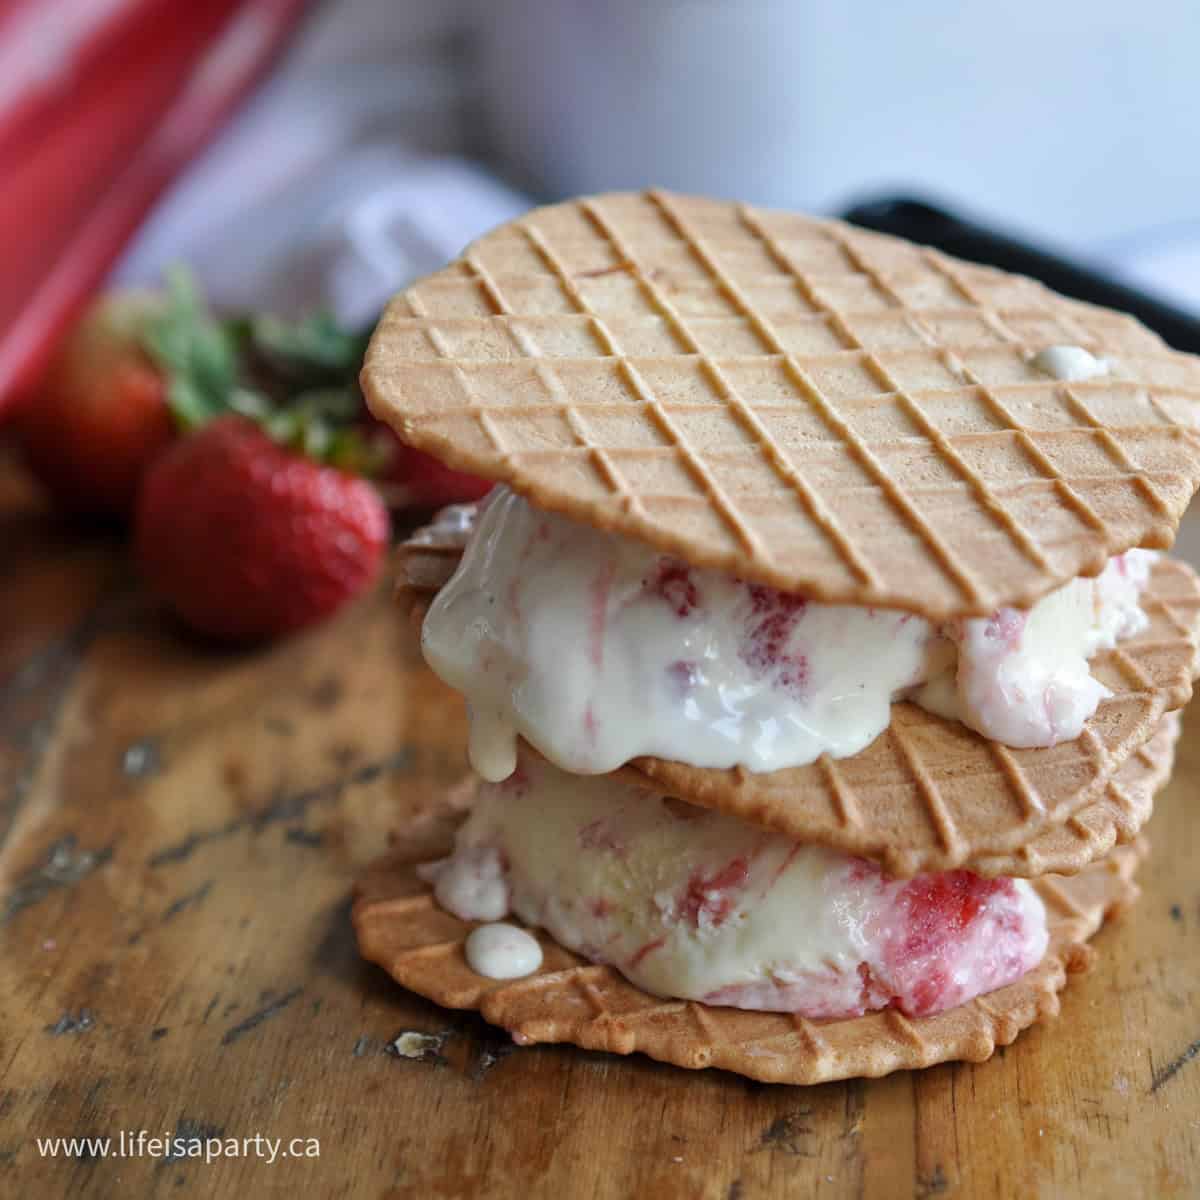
[141,267,240,431]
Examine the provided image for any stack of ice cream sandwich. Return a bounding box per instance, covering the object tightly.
[353,192,1200,1083]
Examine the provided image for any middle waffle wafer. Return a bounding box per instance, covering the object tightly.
[397,515,1200,876]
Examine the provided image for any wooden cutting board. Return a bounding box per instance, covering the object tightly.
[1,453,1197,1199]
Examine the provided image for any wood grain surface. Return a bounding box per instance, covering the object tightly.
[1,451,1198,1199]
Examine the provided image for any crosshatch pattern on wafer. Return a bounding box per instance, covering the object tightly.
[364,191,1200,619]
[353,832,1145,1086]
[966,712,1175,877]
[394,517,1200,876]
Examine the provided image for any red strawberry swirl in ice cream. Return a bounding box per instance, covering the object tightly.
[421,489,1157,781]
[419,750,1048,1018]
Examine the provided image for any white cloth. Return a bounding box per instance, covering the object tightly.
[115,0,529,326]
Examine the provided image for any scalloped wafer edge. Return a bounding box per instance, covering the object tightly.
[353,829,1147,1085]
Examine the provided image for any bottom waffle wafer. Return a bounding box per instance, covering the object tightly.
[354,831,1148,1086]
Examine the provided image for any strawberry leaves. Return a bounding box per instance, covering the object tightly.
[141,268,240,431]
[138,268,377,471]
[248,311,370,383]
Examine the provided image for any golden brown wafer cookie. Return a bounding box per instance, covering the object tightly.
[397,502,476,594]
[353,832,1146,1085]
[397,539,466,600]
[395,515,1199,876]
[504,708,1175,880]
[395,504,476,634]
[363,191,1200,621]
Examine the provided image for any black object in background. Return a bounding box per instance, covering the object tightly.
[842,196,1200,356]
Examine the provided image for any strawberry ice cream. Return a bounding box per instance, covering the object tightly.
[421,487,1157,782]
[914,547,1156,747]
[420,749,1048,1018]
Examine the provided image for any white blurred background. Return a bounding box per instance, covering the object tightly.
[118,0,1200,320]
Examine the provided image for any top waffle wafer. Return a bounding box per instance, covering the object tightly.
[363,191,1200,619]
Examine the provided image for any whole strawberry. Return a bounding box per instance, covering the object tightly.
[14,292,176,517]
[136,416,390,640]
[14,272,236,518]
